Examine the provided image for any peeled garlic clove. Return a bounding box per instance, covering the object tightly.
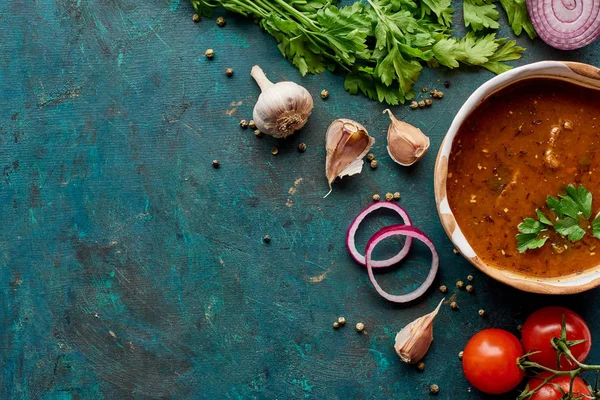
[384,109,430,166]
[394,299,444,364]
[251,65,314,139]
[325,119,375,197]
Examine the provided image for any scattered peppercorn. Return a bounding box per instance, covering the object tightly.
[439,285,447,293]
[418,100,426,108]
[263,235,270,243]
[456,280,464,289]
[417,362,425,371]
[425,98,433,107]
[192,14,200,23]
[321,89,329,99]
[216,16,226,26]
[467,275,473,281]
[385,192,393,201]
[333,321,340,329]
[370,160,378,169]
[212,160,219,168]
[444,80,451,88]
[254,130,262,137]
[410,101,419,109]
[478,309,486,317]
[422,87,428,93]
[458,351,464,360]
[240,119,248,129]
[271,146,279,155]
[393,192,401,200]
[466,285,473,293]
[225,68,234,77]
[338,317,346,325]
[298,143,307,152]
[249,120,257,129]
[205,49,214,59]
[355,322,365,332]
[372,194,381,201]
[450,301,458,310]
[367,153,375,162]
[430,384,440,395]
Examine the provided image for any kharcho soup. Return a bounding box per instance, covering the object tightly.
[447,78,600,278]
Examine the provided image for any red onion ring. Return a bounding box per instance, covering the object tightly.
[527,0,600,50]
[346,202,413,268]
[365,225,438,303]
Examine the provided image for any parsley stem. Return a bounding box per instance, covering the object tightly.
[250,0,351,72]
[226,0,267,18]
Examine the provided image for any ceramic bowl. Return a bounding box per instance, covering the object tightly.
[434,61,600,294]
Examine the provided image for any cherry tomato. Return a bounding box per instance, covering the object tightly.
[462,328,524,394]
[521,306,591,370]
[527,373,591,400]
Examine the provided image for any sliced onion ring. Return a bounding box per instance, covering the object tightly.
[346,202,412,268]
[366,225,438,303]
[527,0,600,50]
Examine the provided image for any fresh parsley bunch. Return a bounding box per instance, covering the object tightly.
[517,185,600,253]
[191,0,532,105]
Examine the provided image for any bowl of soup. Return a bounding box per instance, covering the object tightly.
[434,61,600,294]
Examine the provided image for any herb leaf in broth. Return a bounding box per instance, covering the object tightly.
[516,219,549,253]
[554,218,586,242]
[517,185,598,253]
[565,184,593,219]
[593,216,600,240]
[536,209,552,225]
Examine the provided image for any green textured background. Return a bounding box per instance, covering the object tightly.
[1,0,600,398]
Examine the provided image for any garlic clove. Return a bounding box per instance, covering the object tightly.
[384,109,430,166]
[394,298,444,364]
[251,65,314,139]
[325,119,375,197]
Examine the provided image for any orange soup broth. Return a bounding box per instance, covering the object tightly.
[447,78,600,278]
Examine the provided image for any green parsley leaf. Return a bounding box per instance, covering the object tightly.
[554,218,586,242]
[420,0,454,27]
[432,38,462,68]
[516,218,549,253]
[537,209,553,225]
[517,185,599,252]
[499,0,537,39]
[518,218,545,234]
[517,233,549,253]
[565,184,592,219]
[481,38,525,74]
[190,0,216,17]
[460,32,499,65]
[463,0,500,31]
[592,215,600,240]
[344,70,378,101]
[316,5,370,64]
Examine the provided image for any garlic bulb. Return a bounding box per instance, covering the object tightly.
[384,109,430,166]
[394,299,444,364]
[325,119,375,197]
[251,65,314,139]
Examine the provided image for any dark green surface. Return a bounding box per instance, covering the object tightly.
[1,0,600,398]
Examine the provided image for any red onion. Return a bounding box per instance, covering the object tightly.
[527,0,600,50]
[346,202,413,268]
[365,225,439,303]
